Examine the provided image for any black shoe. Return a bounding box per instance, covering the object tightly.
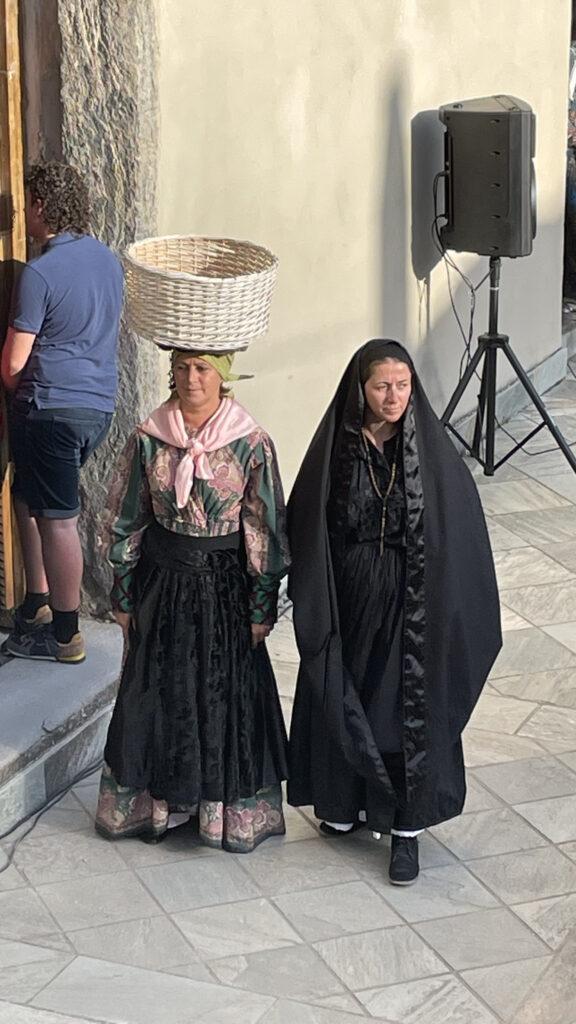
[389,835,419,885]
[320,821,364,837]
[140,831,168,845]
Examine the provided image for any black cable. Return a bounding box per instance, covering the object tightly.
[431,173,490,383]
[0,758,103,874]
[432,173,490,457]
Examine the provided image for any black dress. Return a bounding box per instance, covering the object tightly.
[334,435,407,757]
[288,339,501,834]
[94,422,290,853]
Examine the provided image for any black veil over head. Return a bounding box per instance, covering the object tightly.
[327,340,418,541]
[287,339,501,802]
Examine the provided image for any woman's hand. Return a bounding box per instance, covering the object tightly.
[114,610,132,641]
[251,623,272,648]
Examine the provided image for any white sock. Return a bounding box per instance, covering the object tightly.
[391,828,423,838]
[324,821,355,832]
[167,812,191,830]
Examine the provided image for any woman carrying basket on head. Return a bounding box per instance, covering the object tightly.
[95,347,290,852]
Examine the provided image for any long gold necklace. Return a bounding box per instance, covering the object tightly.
[361,429,399,556]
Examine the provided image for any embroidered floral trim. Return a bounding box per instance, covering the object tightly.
[95,765,285,853]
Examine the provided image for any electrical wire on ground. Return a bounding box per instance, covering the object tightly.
[0,757,103,875]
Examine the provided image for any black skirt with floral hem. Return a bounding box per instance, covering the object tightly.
[96,524,288,854]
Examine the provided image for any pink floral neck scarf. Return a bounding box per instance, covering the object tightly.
[140,397,258,508]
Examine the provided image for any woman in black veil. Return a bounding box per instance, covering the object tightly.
[287,339,501,884]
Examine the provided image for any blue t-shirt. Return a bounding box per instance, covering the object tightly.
[10,232,124,412]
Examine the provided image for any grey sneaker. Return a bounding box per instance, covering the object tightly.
[0,604,53,655]
[5,628,85,664]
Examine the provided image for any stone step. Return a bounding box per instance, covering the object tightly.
[0,620,122,839]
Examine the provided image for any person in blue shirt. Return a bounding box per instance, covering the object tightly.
[1,162,123,663]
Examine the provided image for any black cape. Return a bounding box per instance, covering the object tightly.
[287,339,502,825]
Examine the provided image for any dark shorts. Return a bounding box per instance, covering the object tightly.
[10,403,113,519]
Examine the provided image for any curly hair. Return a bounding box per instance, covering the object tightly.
[25,162,90,234]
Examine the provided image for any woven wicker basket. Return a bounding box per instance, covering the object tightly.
[123,235,279,352]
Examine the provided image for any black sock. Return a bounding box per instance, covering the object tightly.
[21,591,50,619]
[52,609,79,645]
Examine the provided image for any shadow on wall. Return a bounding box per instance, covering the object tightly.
[409,107,455,403]
[379,74,408,341]
[379,95,460,404]
[378,89,477,407]
[411,109,445,282]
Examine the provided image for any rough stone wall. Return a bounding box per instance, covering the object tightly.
[40,0,163,615]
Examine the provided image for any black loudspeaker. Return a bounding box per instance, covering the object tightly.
[439,95,536,257]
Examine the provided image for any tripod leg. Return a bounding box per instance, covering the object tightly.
[484,344,498,475]
[503,344,576,474]
[471,357,489,459]
[441,343,486,425]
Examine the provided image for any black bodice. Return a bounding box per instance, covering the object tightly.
[343,434,406,547]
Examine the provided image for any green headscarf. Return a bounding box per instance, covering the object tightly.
[170,350,251,381]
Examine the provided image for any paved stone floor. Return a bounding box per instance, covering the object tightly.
[3,379,576,1023]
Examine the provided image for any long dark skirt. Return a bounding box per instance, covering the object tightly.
[96,524,288,853]
[289,540,465,832]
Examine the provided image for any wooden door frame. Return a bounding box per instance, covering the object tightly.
[0,0,25,615]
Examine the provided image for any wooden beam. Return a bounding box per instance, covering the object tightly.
[2,0,25,262]
[0,0,25,614]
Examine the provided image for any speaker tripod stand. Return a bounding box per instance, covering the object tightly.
[441,256,576,475]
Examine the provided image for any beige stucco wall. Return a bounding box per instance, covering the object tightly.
[155,0,571,486]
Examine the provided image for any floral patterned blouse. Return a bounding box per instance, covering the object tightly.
[104,424,290,625]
